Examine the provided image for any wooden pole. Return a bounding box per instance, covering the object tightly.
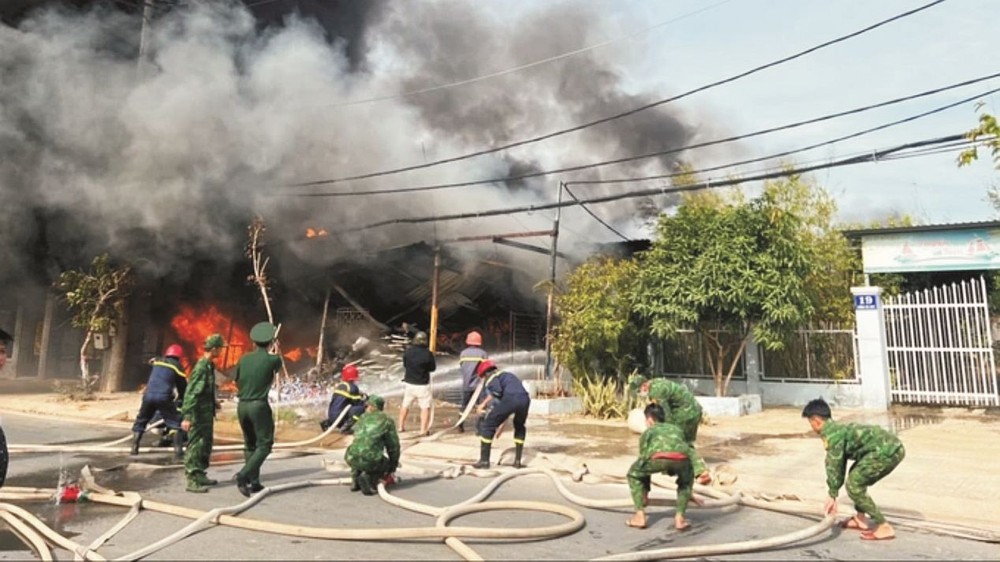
[429,247,441,353]
[316,287,331,368]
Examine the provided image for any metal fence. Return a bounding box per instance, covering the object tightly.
[760,328,858,382]
[884,277,1000,406]
[662,329,746,380]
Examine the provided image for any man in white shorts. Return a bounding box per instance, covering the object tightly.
[399,332,436,436]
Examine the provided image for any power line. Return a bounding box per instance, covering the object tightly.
[325,134,964,236]
[320,0,735,109]
[563,185,632,242]
[566,86,1000,187]
[289,0,947,188]
[282,78,1000,197]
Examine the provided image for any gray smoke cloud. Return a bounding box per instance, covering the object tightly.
[0,0,726,289]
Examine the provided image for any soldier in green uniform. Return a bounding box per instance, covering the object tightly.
[630,375,710,484]
[802,398,906,541]
[625,403,703,531]
[234,322,284,497]
[180,334,226,493]
[345,395,400,496]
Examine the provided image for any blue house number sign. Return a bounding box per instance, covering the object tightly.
[853,294,879,310]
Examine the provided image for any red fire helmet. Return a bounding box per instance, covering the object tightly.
[164,344,184,358]
[475,360,497,378]
[465,331,483,346]
[342,364,359,382]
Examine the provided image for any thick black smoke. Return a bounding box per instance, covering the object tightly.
[0,0,723,292]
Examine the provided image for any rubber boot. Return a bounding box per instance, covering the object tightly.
[319,419,332,432]
[172,430,184,460]
[358,472,376,496]
[472,442,491,469]
[130,432,142,456]
[513,444,524,469]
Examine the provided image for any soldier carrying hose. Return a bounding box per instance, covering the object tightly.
[630,375,711,485]
[345,395,400,496]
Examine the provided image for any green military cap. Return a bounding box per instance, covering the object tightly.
[627,373,648,396]
[249,322,276,344]
[203,333,226,351]
[367,395,385,411]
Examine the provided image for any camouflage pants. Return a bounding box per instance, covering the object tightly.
[346,453,394,485]
[184,413,214,481]
[846,445,906,524]
[627,455,694,515]
[670,411,706,476]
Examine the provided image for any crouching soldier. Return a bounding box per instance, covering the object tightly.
[630,375,710,485]
[626,404,702,531]
[131,344,187,459]
[345,395,400,496]
[320,364,366,434]
[802,398,905,541]
[472,361,530,469]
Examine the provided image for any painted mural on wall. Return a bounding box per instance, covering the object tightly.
[861,229,1000,273]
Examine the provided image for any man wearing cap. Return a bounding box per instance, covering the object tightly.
[233,322,284,497]
[131,344,188,459]
[345,395,400,496]
[320,364,366,434]
[458,331,488,433]
[181,334,226,493]
[472,360,531,469]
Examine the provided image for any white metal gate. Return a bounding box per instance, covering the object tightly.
[883,277,1000,406]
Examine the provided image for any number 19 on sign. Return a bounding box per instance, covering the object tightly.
[853,294,879,310]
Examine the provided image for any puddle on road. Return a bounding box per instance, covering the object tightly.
[531,422,636,457]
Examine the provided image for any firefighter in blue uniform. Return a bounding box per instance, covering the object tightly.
[132,344,188,459]
[320,364,366,434]
[472,360,531,469]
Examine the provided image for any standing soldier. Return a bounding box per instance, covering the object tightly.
[625,404,703,531]
[472,361,530,469]
[345,395,400,496]
[180,334,226,493]
[131,344,187,459]
[630,375,710,484]
[234,322,283,497]
[457,331,488,432]
[319,364,366,434]
[398,331,436,436]
[802,398,906,541]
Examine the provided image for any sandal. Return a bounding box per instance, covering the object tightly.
[840,517,868,531]
[860,531,895,541]
[624,517,647,529]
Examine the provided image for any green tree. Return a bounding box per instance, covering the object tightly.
[551,256,644,382]
[957,108,1000,213]
[56,254,133,392]
[633,187,815,396]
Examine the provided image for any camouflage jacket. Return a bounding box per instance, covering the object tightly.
[181,357,216,420]
[345,410,400,470]
[647,379,701,422]
[821,420,904,497]
[639,422,694,459]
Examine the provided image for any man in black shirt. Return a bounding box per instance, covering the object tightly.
[398,331,435,436]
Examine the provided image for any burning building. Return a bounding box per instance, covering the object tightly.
[0,1,717,388]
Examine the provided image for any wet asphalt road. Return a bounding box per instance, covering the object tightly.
[1,411,998,560]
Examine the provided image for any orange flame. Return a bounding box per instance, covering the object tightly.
[306,227,329,238]
[170,304,251,370]
[283,347,303,363]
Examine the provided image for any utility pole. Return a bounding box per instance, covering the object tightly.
[137,0,154,76]
[429,247,441,353]
[543,182,564,379]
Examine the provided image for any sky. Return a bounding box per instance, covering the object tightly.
[574,0,999,226]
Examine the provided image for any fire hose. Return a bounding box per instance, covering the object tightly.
[3,392,996,560]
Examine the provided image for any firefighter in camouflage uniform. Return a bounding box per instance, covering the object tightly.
[180,334,226,493]
[345,395,400,496]
[802,398,906,541]
[630,375,710,484]
[625,403,703,531]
